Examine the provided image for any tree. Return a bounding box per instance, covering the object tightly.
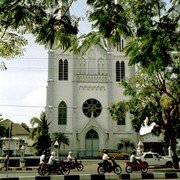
[0,117,7,137]
[109,58,180,167]
[51,132,69,151]
[86,0,179,70]
[118,139,135,153]
[0,0,78,66]
[87,0,179,168]
[20,122,30,132]
[30,111,51,155]
[0,32,28,69]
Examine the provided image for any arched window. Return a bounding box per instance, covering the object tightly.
[120,61,125,79]
[58,59,68,80]
[79,59,86,74]
[58,59,63,80]
[116,61,125,82]
[64,59,68,80]
[98,59,104,74]
[86,129,99,139]
[116,61,120,82]
[58,101,67,125]
[116,36,124,52]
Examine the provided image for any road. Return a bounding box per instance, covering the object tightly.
[0,159,179,178]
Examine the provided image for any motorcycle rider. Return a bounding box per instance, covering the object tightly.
[67,151,74,162]
[67,151,75,167]
[48,151,57,173]
[102,150,111,169]
[130,151,139,164]
[39,150,46,165]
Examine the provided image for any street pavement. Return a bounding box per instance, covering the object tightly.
[0,159,180,178]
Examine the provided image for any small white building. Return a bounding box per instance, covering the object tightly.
[0,119,34,156]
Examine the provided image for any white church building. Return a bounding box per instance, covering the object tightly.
[45,1,137,158]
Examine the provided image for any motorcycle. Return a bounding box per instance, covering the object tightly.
[125,160,148,173]
[97,158,122,175]
[38,159,70,175]
[66,158,84,171]
[38,162,48,175]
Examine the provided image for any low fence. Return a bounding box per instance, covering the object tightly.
[0,156,40,167]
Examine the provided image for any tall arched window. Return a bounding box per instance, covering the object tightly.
[116,61,125,82]
[59,59,63,80]
[58,59,68,80]
[116,61,120,82]
[120,61,125,79]
[64,59,68,80]
[98,59,104,74]
[116,36,124,52]
[58,101,67,125]
[79,59,86,74]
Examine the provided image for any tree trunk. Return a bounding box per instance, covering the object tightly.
[164,123,179,169]
[171,140,179,169]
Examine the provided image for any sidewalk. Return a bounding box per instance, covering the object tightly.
[0,166,38,171]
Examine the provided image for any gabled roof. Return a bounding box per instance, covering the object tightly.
[1,119,29,136]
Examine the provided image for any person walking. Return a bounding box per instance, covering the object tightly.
[4,152,9,171]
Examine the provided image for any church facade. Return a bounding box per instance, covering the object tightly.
[45,37,137,157]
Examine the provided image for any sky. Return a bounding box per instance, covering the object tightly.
[0,0,91,127]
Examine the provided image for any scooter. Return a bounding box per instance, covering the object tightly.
[125,160,148,173]
[97,158,122,175]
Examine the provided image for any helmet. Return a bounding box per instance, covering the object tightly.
[43,150,46,154]
[51,152,56,156]
[69,151,72,155]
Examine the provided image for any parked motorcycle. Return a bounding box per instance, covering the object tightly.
[38,159,70,175]
[66,158,84,171]
[125,160,148,173]
[97,158,122,175]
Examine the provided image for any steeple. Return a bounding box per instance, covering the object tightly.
[57,0,70,19]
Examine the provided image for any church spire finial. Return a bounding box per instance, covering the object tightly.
[57,0,71,19]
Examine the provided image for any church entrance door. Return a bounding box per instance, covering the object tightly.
[85,129,99,158]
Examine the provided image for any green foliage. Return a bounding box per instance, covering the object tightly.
[0,123,7,137]
[30,111,51,155]
[118,139,135,153]
[87,0,132,42]
[86,0,180,167]
[0,0,79,61]
[86,0,179,71]
[20,123,30,132]
[109,59,179,166]
[51,132,69,148]
[108,101,128,123]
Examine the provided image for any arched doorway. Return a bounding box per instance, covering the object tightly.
[85,129,99,158]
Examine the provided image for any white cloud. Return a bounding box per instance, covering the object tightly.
[23,86,46,106]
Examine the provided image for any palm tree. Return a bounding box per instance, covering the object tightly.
[20,123,30,132]
[118,139,135,153]
[51,132,69,151]
[30,111,51,155]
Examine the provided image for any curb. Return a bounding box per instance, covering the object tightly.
[0,173,180,180]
